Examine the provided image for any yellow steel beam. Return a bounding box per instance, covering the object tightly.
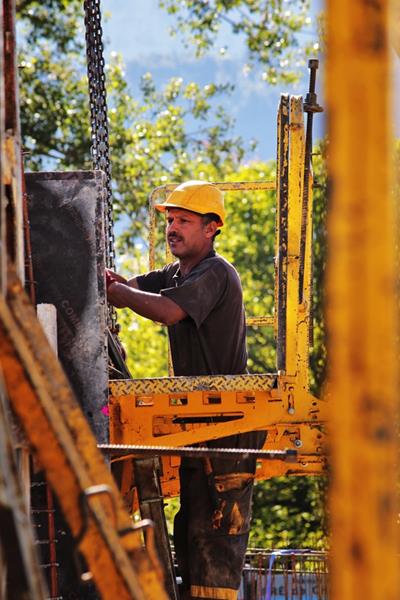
[286,96,306,380]
[275,95,290,369]
[247,316,274,327]
[327,1,399,599]
[110,373,277,395]
[391,0,400,56]
[109,374,326,449]
[111,420,326,505]
[0,269,168,600]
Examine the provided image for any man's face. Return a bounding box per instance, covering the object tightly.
[166,208,215,260]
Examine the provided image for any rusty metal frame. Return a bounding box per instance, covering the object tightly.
[3,0,24,283]
[109,372,327,501]
[0,374,48,599]
[0,269,168,599]
[276,94,289,372]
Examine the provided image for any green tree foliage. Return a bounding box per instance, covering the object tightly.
[17,0,83,54]
[18,1,328,549]
[18,4,248,242]
[159,0,317,83]
[250,475,327,549]
[310,140,328,395]
[17,0,89,168]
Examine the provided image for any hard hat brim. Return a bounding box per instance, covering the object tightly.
[154,201,224,227]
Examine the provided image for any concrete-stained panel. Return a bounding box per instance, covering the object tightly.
[26,170,108,443]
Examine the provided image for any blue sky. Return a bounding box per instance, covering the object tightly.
[101,0,325,162]
[101,1,399,162]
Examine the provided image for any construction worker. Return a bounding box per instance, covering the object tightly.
[106,180,266,600]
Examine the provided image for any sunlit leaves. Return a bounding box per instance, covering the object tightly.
[250,476,328,549]
[159,0,316,84]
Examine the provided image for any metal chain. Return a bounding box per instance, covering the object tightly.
[83,0,119,333]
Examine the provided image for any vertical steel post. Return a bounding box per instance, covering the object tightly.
[3,0,24,283]
[327,1,399,599]
[286,96,306,380]
[276,95,289,373]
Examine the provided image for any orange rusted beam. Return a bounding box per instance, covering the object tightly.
[0,269,168,600]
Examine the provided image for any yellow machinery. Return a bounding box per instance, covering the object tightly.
[108,91,328,503]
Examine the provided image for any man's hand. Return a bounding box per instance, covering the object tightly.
[106,269,129,308]
[105,268,127,289]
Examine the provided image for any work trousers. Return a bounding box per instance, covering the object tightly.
[174,431,266,600]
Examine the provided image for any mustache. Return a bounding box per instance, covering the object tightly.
[168,234,183,242]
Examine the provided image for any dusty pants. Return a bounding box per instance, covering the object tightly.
[174,431,266,600]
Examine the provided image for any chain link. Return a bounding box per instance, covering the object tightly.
[83,0,119,333]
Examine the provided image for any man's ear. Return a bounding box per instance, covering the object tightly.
[204,220,218,239]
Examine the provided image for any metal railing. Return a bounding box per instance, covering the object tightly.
[239,549,328,600]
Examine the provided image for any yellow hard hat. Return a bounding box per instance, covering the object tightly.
[155,180,225,226]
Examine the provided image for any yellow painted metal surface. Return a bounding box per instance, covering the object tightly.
[113,422,326,505]
[110,372,327,501]
[286,96,306,380]
[391,0,400,55]
[110,373,277,395]
[109,375,326,448]
[275,93,290,366]
[327,1,399,599]
[247,316,274,327]
[1,270,168,600]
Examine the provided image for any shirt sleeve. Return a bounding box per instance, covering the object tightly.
[161,261,227,328]
[136,267,168,293]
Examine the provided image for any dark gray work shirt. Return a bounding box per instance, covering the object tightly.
[137,251,266,473]
[136,251,248,376]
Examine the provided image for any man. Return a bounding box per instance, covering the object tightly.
[107,180,265,600]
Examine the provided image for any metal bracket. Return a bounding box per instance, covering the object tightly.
[76,484,117,546]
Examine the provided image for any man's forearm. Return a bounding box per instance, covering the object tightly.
[107,282,186,325]
[127,277,139,289]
